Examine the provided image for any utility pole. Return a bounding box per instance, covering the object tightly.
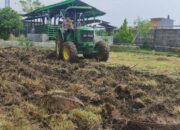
[5,0,10,8]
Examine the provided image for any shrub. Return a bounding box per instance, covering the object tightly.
[0,8,23,40]
[18,35,33,48]
[172,48,180,56]
[114,19,134,44]
[141,42,153,50]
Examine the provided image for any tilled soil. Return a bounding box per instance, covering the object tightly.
[0,47,179,130]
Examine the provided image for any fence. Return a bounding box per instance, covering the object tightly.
[136,26,180,51]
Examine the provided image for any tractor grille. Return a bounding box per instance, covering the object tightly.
[80,30,94,42]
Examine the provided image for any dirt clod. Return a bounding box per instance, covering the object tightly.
[40,90,84,113]
[132,98,146,109]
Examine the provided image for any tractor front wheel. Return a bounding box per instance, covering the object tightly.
[95,41,110,62]
[62,42,78,62]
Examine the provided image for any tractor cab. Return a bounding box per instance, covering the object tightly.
[59,6,95,43]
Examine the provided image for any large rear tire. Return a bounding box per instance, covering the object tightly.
[95,41,110,62]
[62,42,78,62]
[55,32,63,59]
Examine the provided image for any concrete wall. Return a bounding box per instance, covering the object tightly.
[0,41,19,47]
[0,41,55,48]
[136,29,180,50]
[27,34,49,42]
[153,29,180,49]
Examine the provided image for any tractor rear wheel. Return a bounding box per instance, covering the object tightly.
[55,33,63,59]
[62,42,78,62]
[95,41,110,62]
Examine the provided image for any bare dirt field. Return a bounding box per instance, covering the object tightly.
[0,47,179,130]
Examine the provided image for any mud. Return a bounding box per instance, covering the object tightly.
[0,47,179,130]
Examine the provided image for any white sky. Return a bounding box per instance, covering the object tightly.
[0,0,180,27]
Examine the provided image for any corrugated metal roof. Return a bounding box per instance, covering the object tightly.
[24,0,105,18]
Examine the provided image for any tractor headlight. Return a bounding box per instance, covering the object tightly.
[81,31,94,42]
[82,34,93,38]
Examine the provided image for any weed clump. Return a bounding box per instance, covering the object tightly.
[69,109,102,129]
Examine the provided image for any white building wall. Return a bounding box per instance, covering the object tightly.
[157,19,174,29]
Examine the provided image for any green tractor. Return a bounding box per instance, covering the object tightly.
[55,6,110,62]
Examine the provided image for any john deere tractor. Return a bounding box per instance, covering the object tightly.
[55,6,110,62]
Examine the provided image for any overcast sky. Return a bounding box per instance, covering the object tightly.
[0,0,180,27]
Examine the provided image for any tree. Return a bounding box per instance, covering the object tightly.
[0,8,23,40]
[114,19,134,43]
[132,17,150,43]
[19,0,44,13]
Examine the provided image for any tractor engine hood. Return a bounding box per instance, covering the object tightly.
[77,26,94,31]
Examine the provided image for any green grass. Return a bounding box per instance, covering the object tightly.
[106,49,180,78]
[110,45,178,56]
[69,109,102,128]
[0,46,5,49]
[174,106,180,115]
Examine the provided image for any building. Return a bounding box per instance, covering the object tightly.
[150,15,174,29]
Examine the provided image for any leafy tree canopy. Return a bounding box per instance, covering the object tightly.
[132,17,151,44]
[0,8,23,40]
[134,17,150,36]
[114,19,134,43]
[19,0,44,13]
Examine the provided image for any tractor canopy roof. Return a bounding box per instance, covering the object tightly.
[24,0,105,19]
[65,6,92,12]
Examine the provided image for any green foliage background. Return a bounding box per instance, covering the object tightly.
[0,8,23,40]
[114,19,134,44]
[19,0,44,13]
[132,17,151,45]
[134,17,150,36]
